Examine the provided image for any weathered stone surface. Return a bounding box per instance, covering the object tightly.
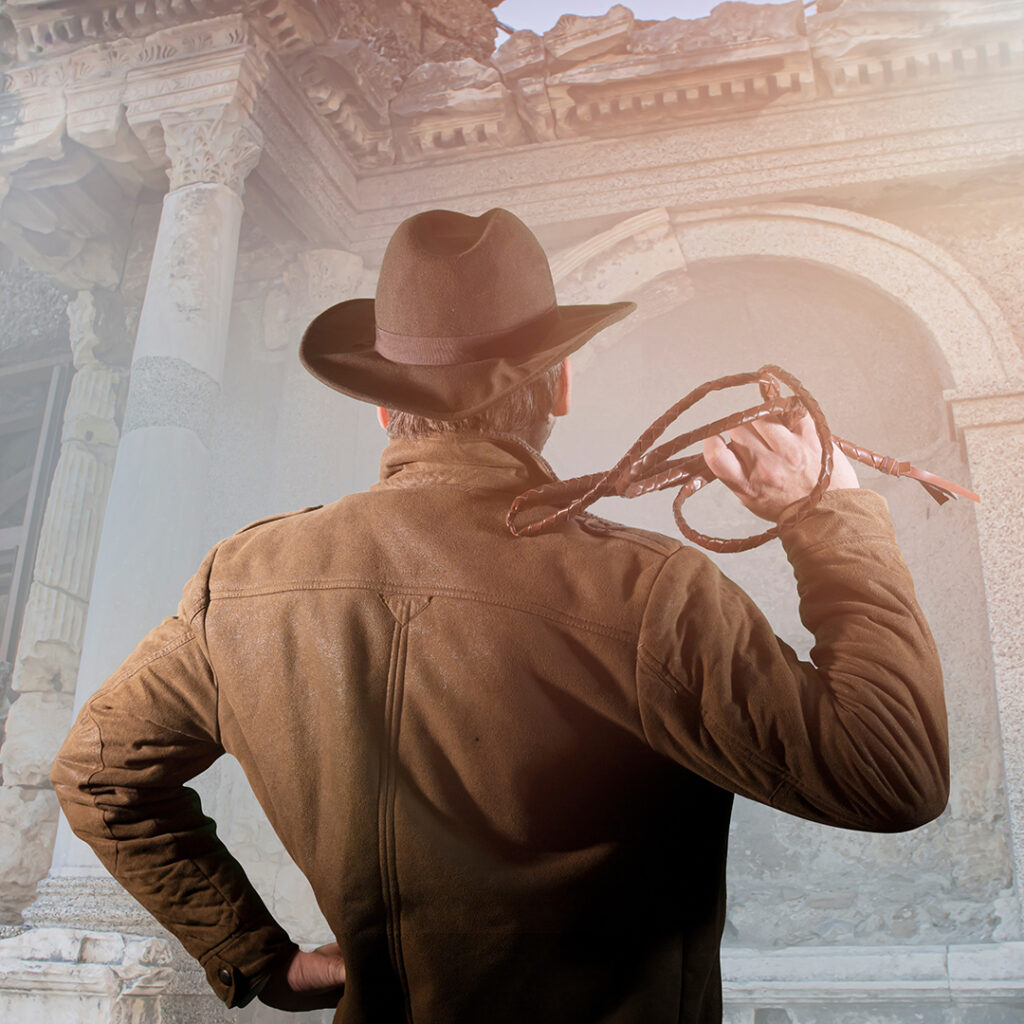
[391,58,526,160]
[0,924,177,1024]
[543,4,635,64]
[414,0,499,63]
[808,0,1024,55]
[492,29,545,80]
[392,58,505,117]
[294,39,400,165]
[0,787,58,919]
[509,75,557,143]
[11,584,89,693]
[0,692,73,787]
[808,0,1024,93]
[262,247,364,353]
[0,258,71,363]
[629,1,804,54]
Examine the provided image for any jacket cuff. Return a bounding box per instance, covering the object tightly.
[200,928,299,1008]
[779,487,897,564]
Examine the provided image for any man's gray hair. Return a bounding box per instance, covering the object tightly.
[386,362,564,450]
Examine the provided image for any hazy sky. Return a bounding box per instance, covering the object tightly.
[495,0,794,35]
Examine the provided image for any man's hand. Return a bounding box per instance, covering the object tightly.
[258,941,347,1012]
[703,409,859,523]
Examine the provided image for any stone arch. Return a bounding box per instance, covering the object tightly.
[551,202,1021,389]
[549,202,1024,941]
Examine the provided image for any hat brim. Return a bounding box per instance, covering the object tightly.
[299,297,636,420]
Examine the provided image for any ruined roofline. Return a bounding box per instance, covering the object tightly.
[0,1,1022,172]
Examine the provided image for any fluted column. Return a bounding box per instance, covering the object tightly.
[48,104,261,881]
[0,292,125,920]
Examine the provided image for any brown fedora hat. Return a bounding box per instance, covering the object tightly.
[299,208,635,420]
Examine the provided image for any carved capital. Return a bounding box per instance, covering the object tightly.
[161,107,263,194]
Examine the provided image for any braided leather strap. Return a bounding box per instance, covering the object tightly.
[506,364,979,553]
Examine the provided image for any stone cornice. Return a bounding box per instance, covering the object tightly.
[1,1,1022,180]
[351,72,1024,258]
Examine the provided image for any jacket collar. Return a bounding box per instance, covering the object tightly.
[374,433,559,493]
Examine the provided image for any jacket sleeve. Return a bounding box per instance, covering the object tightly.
[635,488,949,832]
[50,543,298,1007]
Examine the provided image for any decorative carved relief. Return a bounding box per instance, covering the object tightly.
[161,106,262,192]
[6,0,242,61]
[391,58,526,162]
[292,40,399,166]
[262,247,364,355]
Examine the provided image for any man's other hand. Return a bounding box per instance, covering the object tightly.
[703,409,859,523]
[259,941,347,1012]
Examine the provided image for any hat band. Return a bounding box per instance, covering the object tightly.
[375,305,559,366]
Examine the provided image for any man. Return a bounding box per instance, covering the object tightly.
[51,207,949,1022]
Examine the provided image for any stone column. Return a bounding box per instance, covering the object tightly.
[0,106,262,1024]
[0,292,125,922]
[949,382,1024,937]
[47,106,261,882]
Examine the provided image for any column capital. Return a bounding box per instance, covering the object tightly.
[160,105,263,195]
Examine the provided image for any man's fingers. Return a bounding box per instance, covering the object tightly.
[703,434,749,492]
[287,947,347,992]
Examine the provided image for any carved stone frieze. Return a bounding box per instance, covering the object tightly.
[1,13,251,93]
[160,105,263,192]
[5,0,243,62]
[0,0,1020,187]
[391,57,526,162]
[808,0,1024,94]
[292,40,399,166]
[544,50,816,140]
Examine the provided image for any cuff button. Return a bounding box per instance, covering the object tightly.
[218,967,232,986]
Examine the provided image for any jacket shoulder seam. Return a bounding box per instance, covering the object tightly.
[575,512,680,556]
[232,505,324,536]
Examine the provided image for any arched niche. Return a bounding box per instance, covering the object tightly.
[543,204,1014,947]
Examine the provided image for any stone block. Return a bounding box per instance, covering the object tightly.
[0,787,58,917]
[392,58,505,118]
[492,30,545,80]
[543,5,634,65]
[391,59,526,159]
[0,691,74,786]
[510,76,557,142]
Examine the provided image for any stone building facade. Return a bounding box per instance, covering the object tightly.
[0,0,1022,1020]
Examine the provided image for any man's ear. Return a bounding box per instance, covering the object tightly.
[553,358,571,417]
[376,407,390,430]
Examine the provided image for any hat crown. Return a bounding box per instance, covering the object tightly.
[374,208,557,340]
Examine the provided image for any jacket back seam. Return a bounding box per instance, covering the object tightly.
[210,579,636,644]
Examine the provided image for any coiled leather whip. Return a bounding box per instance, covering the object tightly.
[507,365,979,553]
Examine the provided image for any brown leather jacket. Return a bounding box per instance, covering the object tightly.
[51,434,949,1023]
